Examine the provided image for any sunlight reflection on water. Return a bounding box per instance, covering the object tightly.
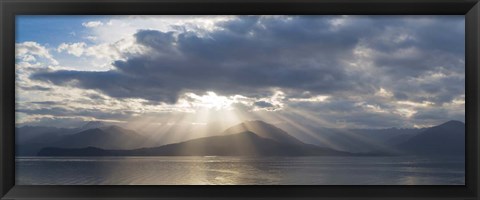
[15,156,464,185]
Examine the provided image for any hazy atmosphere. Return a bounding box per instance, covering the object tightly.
[15,15,465,185]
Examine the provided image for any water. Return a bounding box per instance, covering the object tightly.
[15,156,465,185]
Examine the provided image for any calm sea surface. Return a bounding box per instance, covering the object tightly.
[15,156,464,185]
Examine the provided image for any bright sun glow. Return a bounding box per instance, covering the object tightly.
[185,91,236,111]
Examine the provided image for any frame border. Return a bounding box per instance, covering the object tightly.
[1,0,479,199]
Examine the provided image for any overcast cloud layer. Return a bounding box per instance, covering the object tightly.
[16,15,465,129]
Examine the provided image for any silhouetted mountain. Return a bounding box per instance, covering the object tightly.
[139,130,353,156]
[52,125,147,150]
[16,126,78,156]
[25,119,465,157]
[224,120,305,145]
[16,123,146,155]
[396,120,465,155]
[38,121,359,156]
[76,121,108,132]
[275,124,424,153]
[16,126,72,144]
[349,127,425,145]
[38,131,354,156]
[16,121,109,146]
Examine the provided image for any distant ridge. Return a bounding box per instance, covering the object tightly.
[224,120,305,145]
[77,121,108,132]
[16,122,146,155]
[38,121,355,157]
[52,125,146,150]
[396,120,465,155]
[21,119,465,157]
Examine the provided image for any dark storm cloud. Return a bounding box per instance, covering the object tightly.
[390,72,464,105]
[363,16,464,78]
[254,101,275,108]
[18,85,52,91]
[29,16,465,127]
[32,70,182,103]
[16,106,132,120]
[31,16,368,102]
[30,101,60,105]
[86,93,106,100]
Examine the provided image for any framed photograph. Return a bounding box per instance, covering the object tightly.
[1,0,479,199]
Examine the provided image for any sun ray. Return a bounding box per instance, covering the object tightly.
[286,107,400,153]
[270,112,346,151]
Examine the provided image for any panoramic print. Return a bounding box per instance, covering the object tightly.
[15,15,465,185]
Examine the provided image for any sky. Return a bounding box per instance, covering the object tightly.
[15,15,465,132]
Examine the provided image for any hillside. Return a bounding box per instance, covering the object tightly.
[38,121,353,156]
[396,120,465,155]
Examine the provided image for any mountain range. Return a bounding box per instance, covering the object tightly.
[16,122,146,156]
[16,120,465,156]
[36,120,356,156]
[396,120,465,155]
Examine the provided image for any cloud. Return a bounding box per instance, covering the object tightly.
[254,101,274,108]
[24,16,465,128]
[32,16,362,102]
[16,106,132,120]
[86,16,233,43]
[18,85,52,91]
[56,37,146,63]
[82,21,104,28]
[16,115,98,128]
[85,36,97,41]
[57,42,87,57]
[16,41,58,65]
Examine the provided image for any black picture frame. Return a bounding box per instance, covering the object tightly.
[1,0,479,199]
